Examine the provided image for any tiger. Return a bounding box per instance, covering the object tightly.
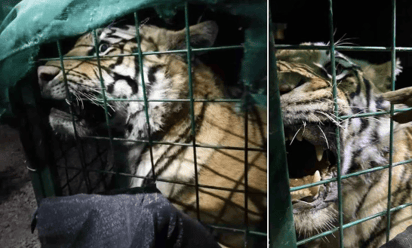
[276,43,412,248]
[36,21,267,247]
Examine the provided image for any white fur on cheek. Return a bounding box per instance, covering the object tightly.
[112,79,133,96]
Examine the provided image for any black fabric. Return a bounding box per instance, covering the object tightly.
[34,191,220,248]
[379,225,412,248]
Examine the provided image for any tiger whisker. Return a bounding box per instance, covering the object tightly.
[289,126,303,145]
[315,111,344,129]
[318,125,330,149]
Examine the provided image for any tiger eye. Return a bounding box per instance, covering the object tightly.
[99,43,109,53]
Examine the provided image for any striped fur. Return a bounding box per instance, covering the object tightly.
[38,22,266,247]
[277,43,412,248]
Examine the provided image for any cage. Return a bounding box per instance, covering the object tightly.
[0,0,267,247]
[270,0,412,247]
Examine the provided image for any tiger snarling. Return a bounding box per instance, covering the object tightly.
[37,21,267,247]
[277,43,412,248]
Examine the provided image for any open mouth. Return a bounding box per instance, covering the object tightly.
[42,96,112,131]
[285,123,339,214]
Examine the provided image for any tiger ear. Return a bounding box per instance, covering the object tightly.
[169,21,218,51]
[352,58,402,92]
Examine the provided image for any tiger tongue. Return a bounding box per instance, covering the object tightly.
[290,170,321,201]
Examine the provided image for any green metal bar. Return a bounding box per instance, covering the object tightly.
[327,1,344,247]
[105,98,243,103]
[386,0,397,242]
[43,98,243,103]
[134,12,156,182]
[339,107,412,120]
[36,45,243,62]
[269,8,297,248]
[54,164,266,195]
[81,135,266,151]
[275,44,412,52]
[56,40,92,193]
[274,44,390,52]
[243,85,249,247]
[184,3,201,221]
[297,202,412,246]
[290,158,412,192]
[208,224,267,237]
[91,30,116,172]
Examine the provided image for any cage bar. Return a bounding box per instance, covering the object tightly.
[269,7,297,247]
[56,40,92,193]
[327,1,345,247]
[36,45,244,62]
[386,0,397,242]
[133,12,157,182]
[184,2,201,221]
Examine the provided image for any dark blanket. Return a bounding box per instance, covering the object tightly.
[379,225,412,248]
[32,190,220,248]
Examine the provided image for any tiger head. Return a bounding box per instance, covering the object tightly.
[277,43,402,238]
[37,21,219,139]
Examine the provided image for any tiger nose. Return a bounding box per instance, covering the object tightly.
[37,66,61,88]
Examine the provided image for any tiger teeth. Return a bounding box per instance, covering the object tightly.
[315,145,324,161]
[289,170,321,200]
[311,170,321,196]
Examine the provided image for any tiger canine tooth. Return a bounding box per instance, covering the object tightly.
[315,145,324,161]
[311,170,321,196]
[290,170,321,201]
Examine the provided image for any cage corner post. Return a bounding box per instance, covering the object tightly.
[268,10,297,248]
[9,72,61,205]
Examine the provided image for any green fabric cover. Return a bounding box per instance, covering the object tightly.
[0,0,266,122]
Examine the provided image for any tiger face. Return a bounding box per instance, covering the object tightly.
[278,44,412,247]
[38,21,218,139]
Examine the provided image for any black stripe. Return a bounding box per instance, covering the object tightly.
[364,78,371,108]
[113,72,138,94]
[107,84,114,94]
[371,129,379,144]
[376,96,385,110]
[131,47,142,89]
[145,65,163,96]
[118,25,130,30]
[359,118,369,134]
[346,148,363,175]
[351,106,363,114]
[355,81,362,96]
[148,66,160,84]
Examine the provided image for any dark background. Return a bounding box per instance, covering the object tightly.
[271,0,412,90]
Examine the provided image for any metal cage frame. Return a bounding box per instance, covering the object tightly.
[270,0,412,247]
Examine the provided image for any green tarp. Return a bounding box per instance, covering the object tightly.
[0,0,266,122]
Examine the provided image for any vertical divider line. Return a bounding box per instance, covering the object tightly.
[92,30,116,177]
[243,85,249,248]
[327,1,344,247]
[56,41,91,193]
[269,7,297,247]
[134,12,156,182]
[184,2,201,221]
[386,0,396,242]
